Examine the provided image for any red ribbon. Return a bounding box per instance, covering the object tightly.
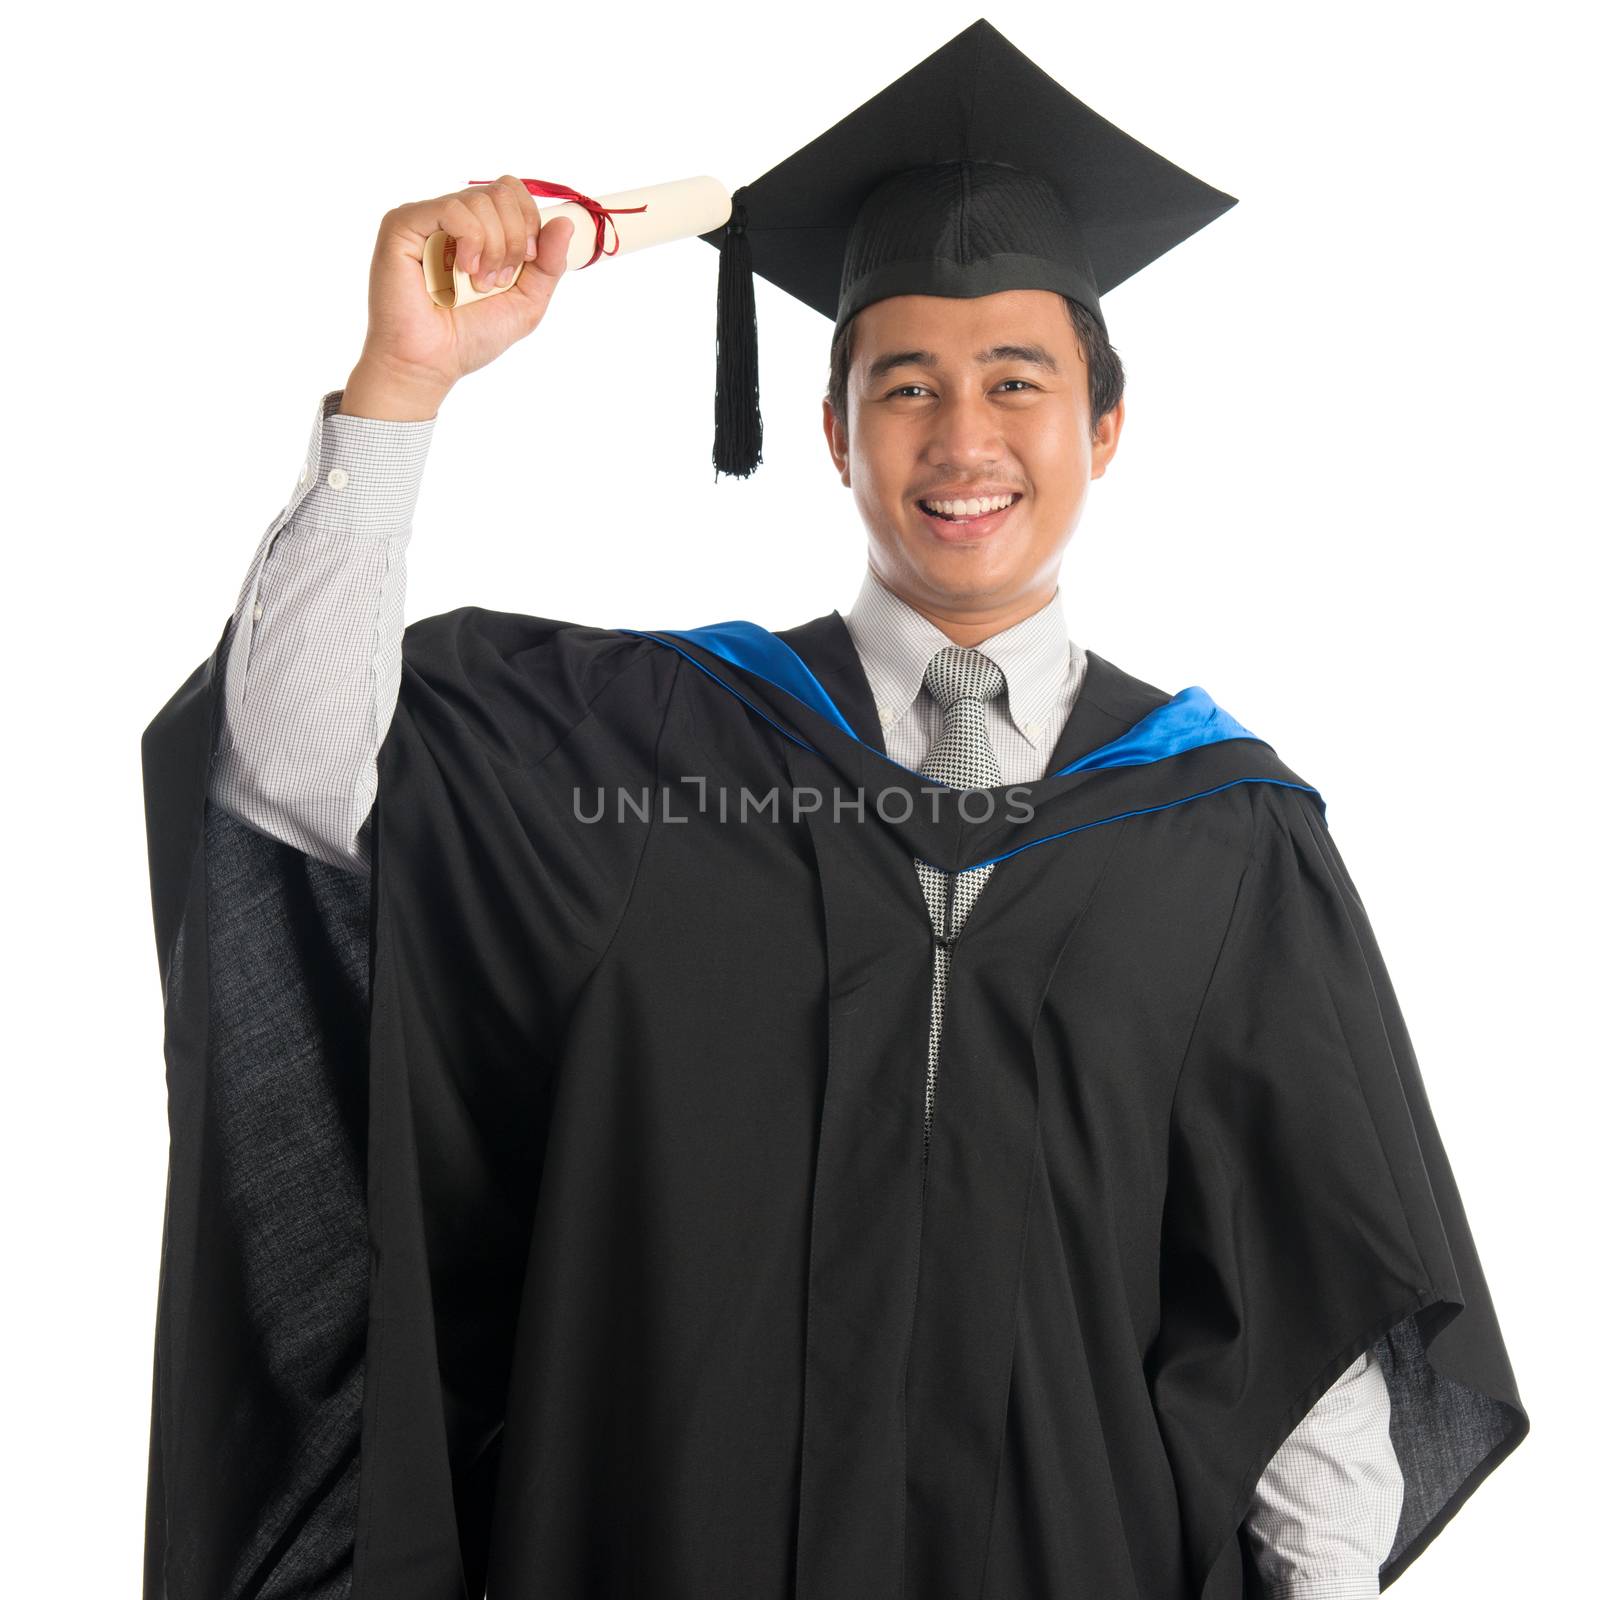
[466,178,648,268]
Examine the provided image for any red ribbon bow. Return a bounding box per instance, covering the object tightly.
[466,178,648,268]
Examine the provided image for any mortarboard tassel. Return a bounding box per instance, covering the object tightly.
[712,188,763,480]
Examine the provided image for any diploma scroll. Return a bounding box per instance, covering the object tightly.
[422,175,732,308]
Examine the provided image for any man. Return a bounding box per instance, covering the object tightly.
[139,20,1526,1600]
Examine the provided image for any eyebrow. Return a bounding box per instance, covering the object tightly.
[864,343,1062,383]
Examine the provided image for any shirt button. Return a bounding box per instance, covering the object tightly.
[326,467,349,490]
[298,466,309,486]
[252,602,263,622]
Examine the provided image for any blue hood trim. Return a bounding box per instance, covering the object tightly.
[621,620,1273,780]
[963,775,1324,874]
[1054,685,1261,777]
[623,620,860,741]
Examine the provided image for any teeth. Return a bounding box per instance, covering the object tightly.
[922,494,1017,517]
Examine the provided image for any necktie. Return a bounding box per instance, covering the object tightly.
[914,645,1007,1159]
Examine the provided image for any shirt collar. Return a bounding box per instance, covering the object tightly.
[842,565,1076,754]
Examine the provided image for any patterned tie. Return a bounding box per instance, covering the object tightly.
[914,645,1007,1159]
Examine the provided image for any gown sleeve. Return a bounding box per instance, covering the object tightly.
[139,603,677,1600]
[1146,783,1529,1597]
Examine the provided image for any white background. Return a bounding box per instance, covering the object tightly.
[3,0,1589,1591]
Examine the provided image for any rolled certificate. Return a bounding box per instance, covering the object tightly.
[423,175,732,308]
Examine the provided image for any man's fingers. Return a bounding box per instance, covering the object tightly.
[462,189,509,291]
[396,190,505,291]
[387,194,483,274]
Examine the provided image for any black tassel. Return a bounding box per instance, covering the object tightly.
[712,189,763,480]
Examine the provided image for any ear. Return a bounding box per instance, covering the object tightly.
[1089,396,1126,481]
[822,394,851,486]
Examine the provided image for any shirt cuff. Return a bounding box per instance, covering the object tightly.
[284,387,437,539]
[1265,1573,1380,1600]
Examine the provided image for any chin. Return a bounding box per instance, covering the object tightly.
[916,557,1027,605]
[916,533,1021,577]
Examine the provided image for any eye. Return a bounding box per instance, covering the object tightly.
[885,380,1038,398]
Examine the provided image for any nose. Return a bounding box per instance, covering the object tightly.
[923,386,1007,471]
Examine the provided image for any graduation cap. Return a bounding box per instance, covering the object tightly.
[700,16,1238,479]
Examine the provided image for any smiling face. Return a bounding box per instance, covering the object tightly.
[822,289,1124,644]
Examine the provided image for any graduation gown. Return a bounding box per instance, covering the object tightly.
[139,602,1528,1600]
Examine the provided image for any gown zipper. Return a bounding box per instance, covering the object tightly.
[923,867,962,1167]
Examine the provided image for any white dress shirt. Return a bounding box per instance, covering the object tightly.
[207,387,1407,1598]
[842,565,1087,783]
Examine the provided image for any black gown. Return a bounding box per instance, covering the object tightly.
[138,602,1528,1600]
